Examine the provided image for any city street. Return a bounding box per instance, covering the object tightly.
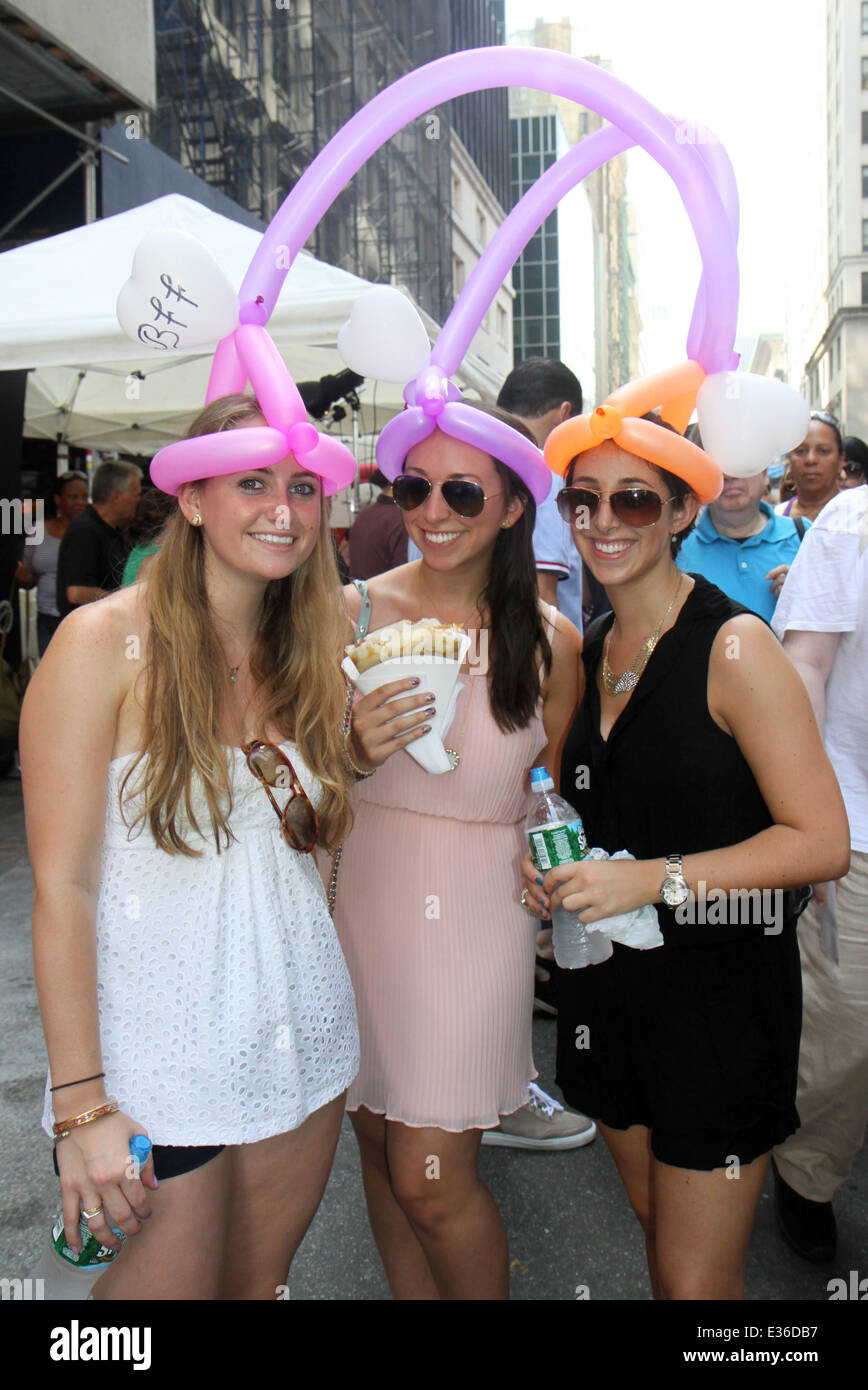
[2,774,865,1302]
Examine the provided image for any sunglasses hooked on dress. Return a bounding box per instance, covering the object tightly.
[243,740,318,853]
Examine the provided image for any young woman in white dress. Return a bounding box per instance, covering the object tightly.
[21,395,359,1300]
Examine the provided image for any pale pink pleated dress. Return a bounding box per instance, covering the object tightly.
[333,658,548,1132]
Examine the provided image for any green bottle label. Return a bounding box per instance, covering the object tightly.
[51,1213,123,1269]
[527,819,588,872]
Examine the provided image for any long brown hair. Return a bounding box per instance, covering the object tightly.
[121,394,352,855]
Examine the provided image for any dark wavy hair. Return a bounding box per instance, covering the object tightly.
[406,401,552,733]
[843,435,868,478]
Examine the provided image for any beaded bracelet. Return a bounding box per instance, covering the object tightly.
[53,1099,119,1141]
[343,728,375,780]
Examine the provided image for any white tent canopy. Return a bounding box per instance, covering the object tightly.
[0,194,500,456]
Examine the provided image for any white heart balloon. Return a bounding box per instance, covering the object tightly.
[338,286,431,383]
[117,231,239,352]
[696,371,810,477]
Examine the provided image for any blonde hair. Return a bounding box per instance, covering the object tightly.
[121,394,352,855]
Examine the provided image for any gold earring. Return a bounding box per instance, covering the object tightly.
[501,521,511,529]
[191,513,203,527]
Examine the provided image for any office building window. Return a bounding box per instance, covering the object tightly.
[452,175,462,217]
[862,271,868,304]
[863,56,868,90]
[453,255,465,296]
[863,1,868,33]
[863,110,868,142]
[863,218,868,251]
[497,303,508,348]
[476,208,486,245]
[863,166,868,198]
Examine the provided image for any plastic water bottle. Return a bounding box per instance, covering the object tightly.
[28,1134,153,1300]
[526,766,591,968]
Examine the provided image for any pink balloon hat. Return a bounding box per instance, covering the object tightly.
[148,322,356,497]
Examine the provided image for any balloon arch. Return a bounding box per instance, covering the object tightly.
[114,48,807,497]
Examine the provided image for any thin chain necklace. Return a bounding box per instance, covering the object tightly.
[602,572,685,696]
[227,643,253,684]
[417,573,485,634]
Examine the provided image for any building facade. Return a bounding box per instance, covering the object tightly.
[509,109,563,363]
[805,0,868,435]
[149,0,509,330]
[449,129,513,395]
[508,17,640,401]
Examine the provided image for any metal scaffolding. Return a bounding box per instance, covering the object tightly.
[150,0,455,323]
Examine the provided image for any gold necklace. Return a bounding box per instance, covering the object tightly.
[602,573,685,696]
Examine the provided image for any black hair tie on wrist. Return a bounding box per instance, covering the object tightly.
[50,1072,106,1093]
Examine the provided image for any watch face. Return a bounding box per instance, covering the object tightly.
[661,876,690,908]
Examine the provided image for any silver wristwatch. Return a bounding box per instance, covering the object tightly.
[660,854,690,908]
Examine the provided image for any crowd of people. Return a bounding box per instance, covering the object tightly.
[14,353,867,1301]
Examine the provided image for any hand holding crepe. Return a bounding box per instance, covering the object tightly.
[343,620,472,774]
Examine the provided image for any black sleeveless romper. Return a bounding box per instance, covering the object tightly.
[556,575,802,1170]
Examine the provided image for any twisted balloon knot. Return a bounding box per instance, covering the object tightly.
[284,420,319,456]
[415,363,452,418]
[589,403,622,440]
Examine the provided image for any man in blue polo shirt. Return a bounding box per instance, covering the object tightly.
[677,468,807,621]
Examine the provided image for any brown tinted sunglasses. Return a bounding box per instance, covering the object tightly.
[242,740,318,853]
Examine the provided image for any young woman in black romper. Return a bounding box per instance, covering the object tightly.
[520,424,850,1300]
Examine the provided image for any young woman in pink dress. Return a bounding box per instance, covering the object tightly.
[334,403,582,1299]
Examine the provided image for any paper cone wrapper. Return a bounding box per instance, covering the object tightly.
[342,632,472,774]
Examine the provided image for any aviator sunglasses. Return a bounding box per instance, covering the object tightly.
[556,486,676,529]
[243,740,318,853]
[392,475,502,518]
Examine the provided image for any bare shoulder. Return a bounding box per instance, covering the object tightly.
[709,612,787,681]
[541,600,582,663]
[539,603,582,709]
[708,612,800,732]
[345,562,420,630]
[35,588,144,681]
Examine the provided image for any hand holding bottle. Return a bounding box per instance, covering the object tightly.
[56,1112,156,1255]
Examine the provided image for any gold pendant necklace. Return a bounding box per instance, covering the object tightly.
[602,573,684,697]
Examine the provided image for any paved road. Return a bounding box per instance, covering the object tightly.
[1,774,865,1300]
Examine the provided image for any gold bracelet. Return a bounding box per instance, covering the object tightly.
[343,728,375,780]
[52,1099,119,1139]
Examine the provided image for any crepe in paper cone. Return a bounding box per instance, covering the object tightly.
[342,620,472,774]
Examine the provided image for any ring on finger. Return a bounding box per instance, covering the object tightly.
[81,1204,104,1221]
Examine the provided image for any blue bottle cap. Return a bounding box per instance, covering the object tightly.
[129,1135,152,1160]
[531,766,550,785]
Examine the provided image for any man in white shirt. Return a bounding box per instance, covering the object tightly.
[770,484,868,1261]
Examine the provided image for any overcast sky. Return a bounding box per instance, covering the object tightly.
[505,0,826,376]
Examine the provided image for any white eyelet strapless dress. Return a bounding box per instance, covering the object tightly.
[42,743,359,1145]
